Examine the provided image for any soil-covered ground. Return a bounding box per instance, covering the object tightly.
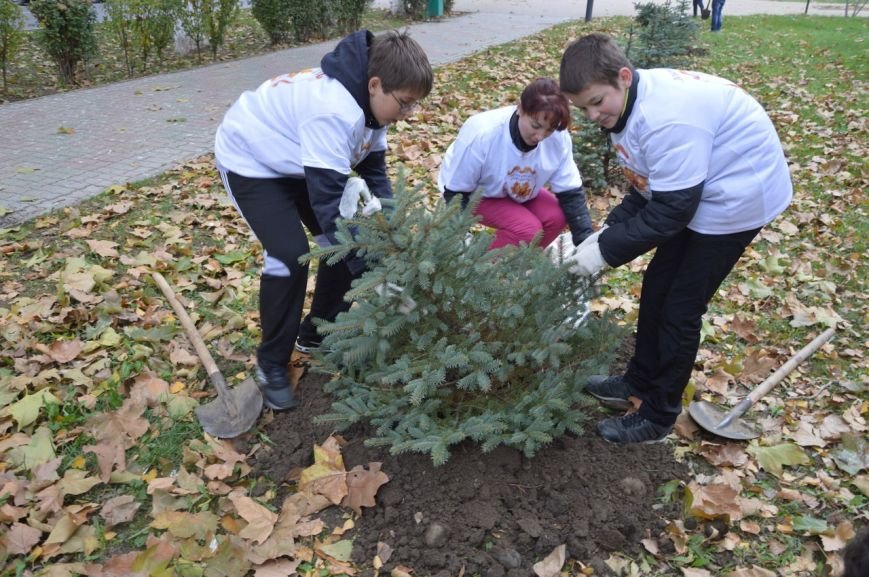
[247,351,689,576]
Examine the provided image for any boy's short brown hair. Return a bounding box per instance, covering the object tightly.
[559,33,633,94]
[369,30,434,98]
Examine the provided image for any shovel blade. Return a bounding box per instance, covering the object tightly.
[195,378,263,439]
[688,400,760,441]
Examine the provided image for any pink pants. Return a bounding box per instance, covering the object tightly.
[475,189,567,250]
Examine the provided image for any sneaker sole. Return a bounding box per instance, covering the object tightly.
[599,434,669,445]
[263,398,299,411]
[587,390,633,411]
[597,422,671,444]
[294,342,317,354]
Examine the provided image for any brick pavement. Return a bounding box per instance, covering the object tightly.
[0,0,833,227]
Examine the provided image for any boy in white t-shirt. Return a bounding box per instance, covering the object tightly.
[559,33,792,443]
[214,30,432,411]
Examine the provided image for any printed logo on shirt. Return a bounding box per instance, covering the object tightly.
[621,167,650,197]
[614,144,650,196]
[270,68,324,88]
[504,166,537,202]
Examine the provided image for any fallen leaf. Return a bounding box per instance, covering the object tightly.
[687,481,743,521]
[100,495,141,528]
[792,418,826,447]
[532,543,565,577]
[299,436,348,505]
[86,239,120,258]
[698,443,749,467]
[341,462,390,515]
[151,510,219,539]
[830,433,868,475]
[748,441,810,477]
[820,520,855,552]
[5,522,43,555]
[83,441,127,482]
[253,558,302,577]
[9,389,61,429]
[41,339,85,363]
[129,372,170,407]
[315,539,353,562]
[229,492,278,544]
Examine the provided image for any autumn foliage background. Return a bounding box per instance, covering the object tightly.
[0,12,866,577]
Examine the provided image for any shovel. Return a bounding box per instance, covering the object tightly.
[689,326,836,440]
[152,272,263,438]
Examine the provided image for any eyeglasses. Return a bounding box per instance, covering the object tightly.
[390,92,420,114]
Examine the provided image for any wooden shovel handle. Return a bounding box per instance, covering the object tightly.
[747,326,837,404]
[151,272,237,412]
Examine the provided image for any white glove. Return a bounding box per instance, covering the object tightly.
[359,185,382,216]
[339,177,382,218]
[375,282,417,314]
[576,224,608,252]
[565,240,608,277]
[339,177,366,218]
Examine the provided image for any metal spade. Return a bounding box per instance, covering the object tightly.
[152,272,263,438]
[689,326,836,440]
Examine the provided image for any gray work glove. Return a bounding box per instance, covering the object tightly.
[564,237,609,278]
[339,177,382,219]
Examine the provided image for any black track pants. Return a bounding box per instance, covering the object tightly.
[625,226,760,426]
[221,170,358,365]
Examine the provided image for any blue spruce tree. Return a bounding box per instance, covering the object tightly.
[306,175,624,465]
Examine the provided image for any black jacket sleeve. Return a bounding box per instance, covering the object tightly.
[353,150,393,200]
[599,182,704,268]
[604,187,648,227]
[305,166,366,274]
[556,186,594,245]
[443,187,472,209]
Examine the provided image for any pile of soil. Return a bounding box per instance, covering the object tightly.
[246,365,688,576]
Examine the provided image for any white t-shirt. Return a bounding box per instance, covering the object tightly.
[612,69,792,234]
[438,106,583,203]
[214,68,388,179]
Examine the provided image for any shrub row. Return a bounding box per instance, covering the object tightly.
[0,0,371,89]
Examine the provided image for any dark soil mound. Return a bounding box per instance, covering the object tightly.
[247,367,688,576]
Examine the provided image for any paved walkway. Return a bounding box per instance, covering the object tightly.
[0,0,842,227]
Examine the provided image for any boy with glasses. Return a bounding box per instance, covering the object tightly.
[215,30,433,411]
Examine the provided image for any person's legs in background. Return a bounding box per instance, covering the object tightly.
[693,0,704,17]
[711,0,725,31]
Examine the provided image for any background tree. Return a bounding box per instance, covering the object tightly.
[29,0,97,85]
[308,176,624,465]
[0,0,24,95]
[251,0,292,45]
[202,0,238,59]
[106,0,178,76]
[176,0,207,62]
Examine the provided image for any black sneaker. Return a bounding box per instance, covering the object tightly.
[597,413,671,444]
[255,361,298,411]
[294,337,321,355]
[585,375,633,410]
